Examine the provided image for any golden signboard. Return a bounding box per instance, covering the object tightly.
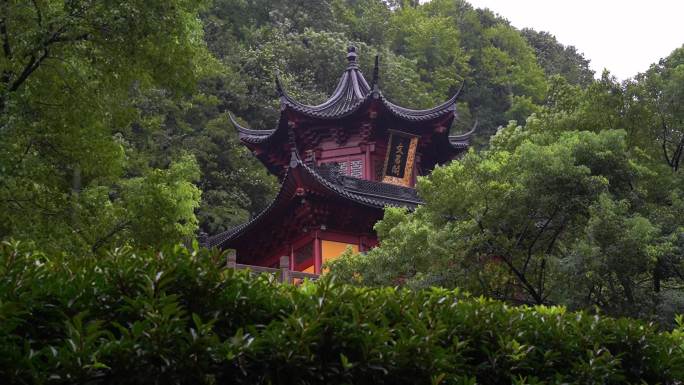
[382,131,419,187]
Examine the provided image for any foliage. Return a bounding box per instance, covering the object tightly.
[329,124,684,321]
[0,241,683,384]
[0,0,213,253]
[2,0,597,253]
[208,0,557,138]
[125,87,278,236]
[520,29,594,87]
[632,46,684,172]
[3,0,681,332]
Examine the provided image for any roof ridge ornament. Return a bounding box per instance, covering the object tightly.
[371,55,380,92]
[454,78,465,102]
[288,127,302,169]
[275,71,284,97]
[228,112,245,130]
[346,45,358,68]
[449,118,478,142]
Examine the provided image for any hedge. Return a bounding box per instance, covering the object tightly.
[0,241,683,384]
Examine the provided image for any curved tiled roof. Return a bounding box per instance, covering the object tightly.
[312,162,422,208]
[206,151,421,250]
[225,46,475,191]
[277,47,371,119]
[448,119,478,149]
[378,81,463,122]
[229,113,275,144]
[228,46,471,151]
[277,46,461,122]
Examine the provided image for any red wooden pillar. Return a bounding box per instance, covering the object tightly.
[289,244,294,271]
[313,232,322,274]
[363,143,372,180]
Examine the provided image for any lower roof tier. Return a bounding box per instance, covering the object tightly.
[206,152,421,261]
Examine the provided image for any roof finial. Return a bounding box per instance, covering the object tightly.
[371,55,380,90]
[288,129,301,168]
[289,147,300,169]
[275,71,284,97]
[228,112,247,132]
[346,45,358,67]
[454,78,465,100]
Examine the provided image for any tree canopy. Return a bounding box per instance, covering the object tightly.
[0,0,213,253]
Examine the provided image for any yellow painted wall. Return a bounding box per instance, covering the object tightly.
[321,240,358,270]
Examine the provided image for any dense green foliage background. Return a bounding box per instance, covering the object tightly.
[1,0,592,254]
[1,242,682,384]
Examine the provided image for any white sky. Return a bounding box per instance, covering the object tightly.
[464,0,684,80]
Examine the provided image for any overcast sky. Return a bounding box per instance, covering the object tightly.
[464,0,684,80]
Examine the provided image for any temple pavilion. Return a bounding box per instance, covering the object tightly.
[207,46,473,273]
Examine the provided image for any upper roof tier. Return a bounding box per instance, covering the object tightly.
[233,46,468,135]
[276,46,371,119]
[273,46,461,122]
[230,46,474,179]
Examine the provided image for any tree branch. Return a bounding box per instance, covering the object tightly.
[661,117,674,168]
[0,16,10,60]
[544,218,567,254]
[499,254,544,304]
[31,0,43,27]
[523,207,559,274]
[8,48,49,93]
[92,221,131,253]
[673,135,684,172]
[7,30,89,94]
[514,221,531,249]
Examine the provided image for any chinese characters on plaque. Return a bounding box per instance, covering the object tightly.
[382,131,418,187]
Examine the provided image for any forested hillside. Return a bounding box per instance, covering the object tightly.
[1,0,591,254]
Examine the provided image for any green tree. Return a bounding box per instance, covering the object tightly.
[0,0,609,253]
[521,28,594,87]
[329,128,681,319]
[126,89,278,235]
[389,5,469,104]
[633,46,684,172]
[330,43,684,321]
[0,0,212,253]
[563,195,660,317]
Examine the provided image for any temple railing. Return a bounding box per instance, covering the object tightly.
[225,254,320,283]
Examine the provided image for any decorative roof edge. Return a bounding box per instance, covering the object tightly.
[379,79,464,118]
[280,89,462,122]
[448,118,478,149]
[373,79,463,122]
[370,55,380,91]
[207,150,422,249]
[274,48,464,122]
[275,71,285,97]
[229,112,275,137]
